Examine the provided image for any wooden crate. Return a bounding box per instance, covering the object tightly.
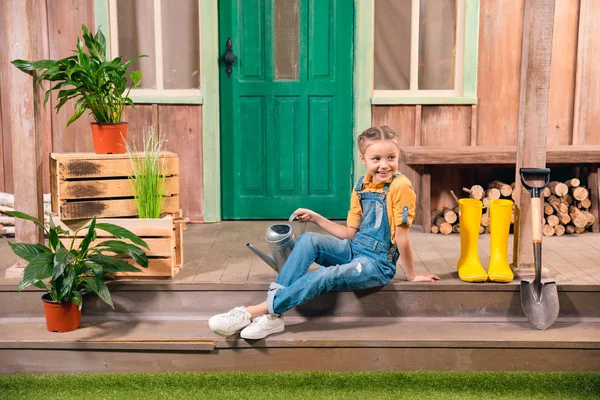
[50,152,180,220]
[57,211,185,278]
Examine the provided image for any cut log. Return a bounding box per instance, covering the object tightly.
[479,225,485,235]
[482,197,491,208]
[541,187,551,198]
[564,178,580,188]
[463,185,484,200]
[561,194,574,205]
[489,181,513,197]
[487,188,501,200]
[543,224,555,236]
[548,195,560,207]
[569,206,588,228]
[582,210,595,227]
[547,181,569,196]
[546,214,559,227]
[434,216,447,228]
[575,226,586,234]
[442,208,458,224]
[439,222,453,235]
[431,225,439,234]
[572,187,589,201]
[450,190,460,205]
[565,225,575,234]
[544,202,554,215]
[452,224,460,234]
[481,213,490,227]
[577,198,592,209]
[554,224,565,236]
[557,212,571,225]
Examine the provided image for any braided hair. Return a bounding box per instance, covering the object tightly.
[357,125,400,154]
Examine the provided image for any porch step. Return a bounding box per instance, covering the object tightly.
[2,282,599,319]
[1,316,599,373]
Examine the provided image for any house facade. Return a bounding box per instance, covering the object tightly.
[0,0,598,224]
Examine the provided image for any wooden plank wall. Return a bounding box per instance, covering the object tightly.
[372,0,600,223]
[0,0,204,221]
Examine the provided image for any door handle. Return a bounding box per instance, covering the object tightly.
[223,37,235,78]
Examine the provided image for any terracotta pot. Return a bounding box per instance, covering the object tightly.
[42,293,81,333]
[91,122,128,154]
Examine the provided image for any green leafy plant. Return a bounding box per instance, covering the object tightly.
[126,126,168,218]
[6,211,149,308]
[11,25,145,126]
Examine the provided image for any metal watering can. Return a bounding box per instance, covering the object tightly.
[246,213,306,273]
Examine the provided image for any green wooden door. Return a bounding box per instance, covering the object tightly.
[220,0,354,219]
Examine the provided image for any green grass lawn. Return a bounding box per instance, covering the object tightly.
[1,371,598,400]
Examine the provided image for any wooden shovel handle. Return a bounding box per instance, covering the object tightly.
[531,197,542,243]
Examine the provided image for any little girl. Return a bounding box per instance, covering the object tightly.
[209,125,440,339]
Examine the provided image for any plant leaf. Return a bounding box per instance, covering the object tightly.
[83,277,114,309]
[19,252,54,291]
[4,210,45,231]
[58,266,76,301]
[71,290,83,306]
[80,216,97,254]
[53,247,74,280]
[93,240,148,267]
[95,223,149,249]
[8,242,50,262]
[87,255,143,273]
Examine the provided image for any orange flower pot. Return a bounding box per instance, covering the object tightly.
[42,294,81,333]
[91,122,128,154]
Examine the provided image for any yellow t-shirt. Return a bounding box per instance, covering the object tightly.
[347,172,416,244]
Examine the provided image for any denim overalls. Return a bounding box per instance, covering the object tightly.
[267,174,402,316]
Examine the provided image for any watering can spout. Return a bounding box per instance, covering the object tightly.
[246,243,279,272]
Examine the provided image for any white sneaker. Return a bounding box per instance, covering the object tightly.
[208,307,252,337]
[240,314,284,340]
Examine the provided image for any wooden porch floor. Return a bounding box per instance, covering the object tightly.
[1,221,599,285]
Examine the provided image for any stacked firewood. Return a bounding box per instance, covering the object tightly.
[539,179,595,236]
[0,192,53,237]
[431,185,506,235]
[430,178,595,236]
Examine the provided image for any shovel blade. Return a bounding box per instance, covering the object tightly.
[520,280,560,330]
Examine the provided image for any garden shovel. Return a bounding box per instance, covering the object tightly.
[519,168,560,330]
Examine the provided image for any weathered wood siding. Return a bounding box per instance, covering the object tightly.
[372,0,600,223]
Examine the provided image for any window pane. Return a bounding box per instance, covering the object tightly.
[117,0,157,89]
[418,0,456,90]
[374,0,411,90]
[273,0,299,80]
[161,0,201,89]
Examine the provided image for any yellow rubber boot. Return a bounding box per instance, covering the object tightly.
[488,199,514,283]
[457,199,487,282]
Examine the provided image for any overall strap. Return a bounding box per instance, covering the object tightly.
[383,173,403,192]
[354,176,365,192]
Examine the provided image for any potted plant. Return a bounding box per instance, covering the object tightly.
[126,126,168,218]
[11,25,146,154]
[6,210,149,332]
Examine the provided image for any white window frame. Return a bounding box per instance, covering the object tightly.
[371,0,479,105]
[104,0,203,104]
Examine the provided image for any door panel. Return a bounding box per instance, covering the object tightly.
[220,0,353,219]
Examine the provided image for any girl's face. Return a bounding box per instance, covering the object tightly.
[359,139,399,183]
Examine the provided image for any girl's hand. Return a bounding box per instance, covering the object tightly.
[294,208,319,223]
[407,273,440,282]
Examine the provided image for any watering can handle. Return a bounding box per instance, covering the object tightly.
[289,213,307,235]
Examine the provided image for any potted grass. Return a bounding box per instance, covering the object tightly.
[11,25,145,154]
[6,210,149,332]
[126,127,168,218]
